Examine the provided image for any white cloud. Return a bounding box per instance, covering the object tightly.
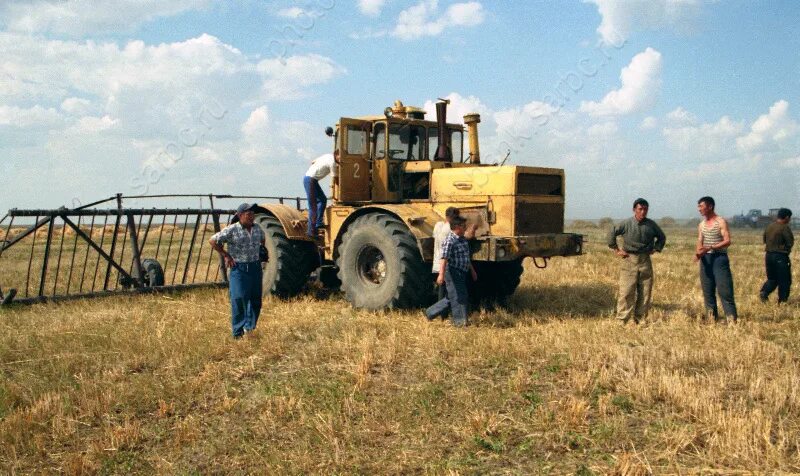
[639,116,658,130]
[587,121,618,138]
[358,0,387,17]
[392,0,485,41]
[662,115,744,159]
[580,47,662,116]
[60,97,96,116]
[736,100,798,152]
[665,107,697,125]
[586,0,707,45]
[256,54,347,101]
[0,0,214,36]
[781,156,800,168]
[0,105,62,127]
[276,7,306,19]
[239,105,327,166]
[422,92,492,124]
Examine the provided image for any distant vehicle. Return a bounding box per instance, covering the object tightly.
[732,209,773,228]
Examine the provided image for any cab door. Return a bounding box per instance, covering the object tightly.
[335,118,371,203]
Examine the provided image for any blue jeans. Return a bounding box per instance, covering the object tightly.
[699,253,737,320]
[303,176,326,237]
[426,268,469,326]
[229,261,263,337]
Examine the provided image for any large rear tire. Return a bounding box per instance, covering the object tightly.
[336,213,429,310]
[256,214,316,298]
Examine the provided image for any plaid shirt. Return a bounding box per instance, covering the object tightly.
[211,223,265,263]
[441,231,471,272]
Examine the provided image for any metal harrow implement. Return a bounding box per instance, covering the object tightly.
[0,193,304,306]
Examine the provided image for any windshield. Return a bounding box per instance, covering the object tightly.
[388,124,425,161]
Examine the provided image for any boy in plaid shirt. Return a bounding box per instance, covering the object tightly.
[425,216,477,327]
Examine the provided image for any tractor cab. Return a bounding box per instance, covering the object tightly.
[333,101,467,204]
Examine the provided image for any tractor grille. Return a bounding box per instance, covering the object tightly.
[514,202,564,235]
[517,173,562,196]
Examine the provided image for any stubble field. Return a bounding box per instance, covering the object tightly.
[1,226,798,474]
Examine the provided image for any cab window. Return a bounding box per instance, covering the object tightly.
[373,122,386,158]
[388,124,425,161]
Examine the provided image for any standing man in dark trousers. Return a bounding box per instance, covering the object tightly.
[303,151,338,239]
[425,216,478,327]
[695,196,738,323]
[209,203,266,339]
[607,198,667,324]
[760,208,793,303]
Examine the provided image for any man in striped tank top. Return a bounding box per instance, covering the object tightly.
[695,196,738,323]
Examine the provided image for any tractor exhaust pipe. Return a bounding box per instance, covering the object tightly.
[434,99,451,161]
[463,113,481,164]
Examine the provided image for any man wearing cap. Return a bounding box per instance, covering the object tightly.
[209,203,266,339]
[304,151,338,239]
[607,198,667,324]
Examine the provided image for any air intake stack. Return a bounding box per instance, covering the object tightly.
[463,113,481,164]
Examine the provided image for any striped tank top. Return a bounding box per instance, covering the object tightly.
[701,218,726,253]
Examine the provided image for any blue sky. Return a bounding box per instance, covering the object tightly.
[1,0,798,218]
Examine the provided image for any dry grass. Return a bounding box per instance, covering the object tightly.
[1,226,798,474]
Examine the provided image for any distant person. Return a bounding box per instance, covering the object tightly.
[695,196,738,323]
[209,203,266,339]
[303,151,338,239]
[425,216,478,327]
[607,198,666,324]
[432,207,476,317]
[760,208,793,303]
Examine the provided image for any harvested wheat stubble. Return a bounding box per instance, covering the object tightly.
[0,226,798,474]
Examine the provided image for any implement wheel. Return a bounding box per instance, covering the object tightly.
[256,214,316,298]
[141,258,165,287]
[336,213,428,310]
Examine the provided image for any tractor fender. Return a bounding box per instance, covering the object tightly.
[253,203,312,241]
[332,205,444,261]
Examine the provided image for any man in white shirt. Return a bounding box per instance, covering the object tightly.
[303,152,338,238]
[431,207,476,317]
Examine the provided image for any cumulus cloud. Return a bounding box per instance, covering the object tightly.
[358,0,387,17]
[736,100,798,152]
[0,104,62,127]
[580,47,662,116]
[0,0,214,36]
[586,0,707,45]
[239,105,326,166]
[392,0,485,41]
[639,116,658,130]
[662,115,744,159]
[422,92,492,123]
[665,107,697,125]
[0,32,345,206]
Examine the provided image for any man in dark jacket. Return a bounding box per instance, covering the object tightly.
[760,208,793,303]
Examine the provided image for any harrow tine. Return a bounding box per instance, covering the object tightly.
[193,213,211,283]
[154,214,167,261]
[52,217,68,296]
[172,215,190,285]
[38,218,55,297]
[91,215,109,292]
[0,215,14,260]
[78,215,96,293]
[65,215,81,294]
[25,214,42,298]
[163,215,179,283]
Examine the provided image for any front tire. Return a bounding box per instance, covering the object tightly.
[336,213,428,310]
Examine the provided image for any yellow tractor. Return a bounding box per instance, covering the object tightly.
[252,100,583,310]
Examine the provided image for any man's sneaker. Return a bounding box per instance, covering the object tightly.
[759,294,768,303]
